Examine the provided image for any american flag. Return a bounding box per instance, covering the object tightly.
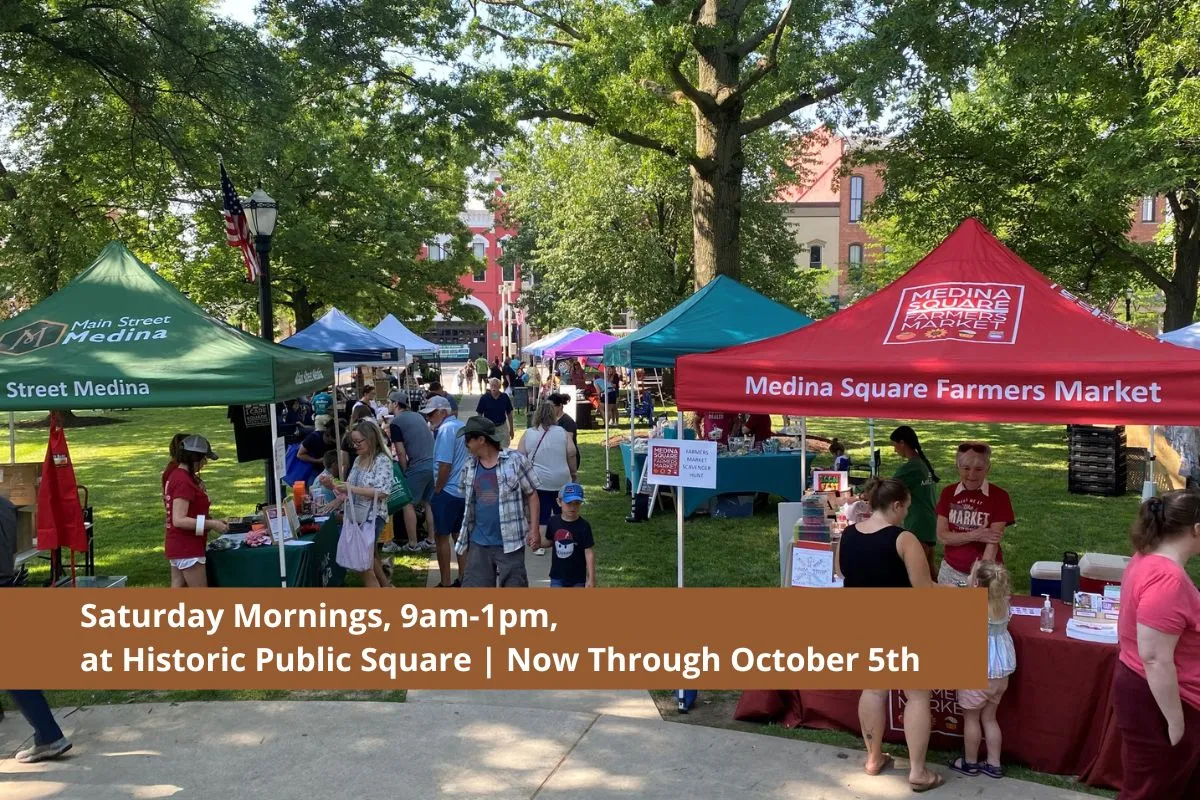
[220,162,260,282]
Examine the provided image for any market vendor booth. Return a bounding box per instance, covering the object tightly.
[0,242,336,587]
[604,276,813,509]
[674,218,1200,791]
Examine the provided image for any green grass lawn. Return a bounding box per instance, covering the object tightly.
[6,406,1176,794]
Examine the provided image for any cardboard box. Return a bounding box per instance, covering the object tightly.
[0,462,40,507]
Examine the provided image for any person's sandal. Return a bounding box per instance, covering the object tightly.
[977,763,1003,779]
[909,771,945,793]
[948,757,979,776]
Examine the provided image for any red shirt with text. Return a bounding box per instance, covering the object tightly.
[935,482,1015,573]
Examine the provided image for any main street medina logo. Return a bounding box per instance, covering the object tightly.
[0,320,68,356]
[884,282,1025,346]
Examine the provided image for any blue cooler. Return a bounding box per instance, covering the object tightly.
[1030,561,1062,598]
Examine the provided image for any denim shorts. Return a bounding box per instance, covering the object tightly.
[431,491,466,537]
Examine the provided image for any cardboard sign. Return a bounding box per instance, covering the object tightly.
[645,439,717,489]
[891,689,963,738]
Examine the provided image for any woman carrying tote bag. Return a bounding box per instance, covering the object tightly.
[519,400,578,555]
[337,420,394,587]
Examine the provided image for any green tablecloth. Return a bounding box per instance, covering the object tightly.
[619,444,810,517]
[207,516,345,587]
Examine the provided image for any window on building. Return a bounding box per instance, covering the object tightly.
[848,243,864,266]
[501,263,515,283]
[471,237,487,282]
[809,244,823,269]
[426,241,446,261]
[1141,195,1156,223]
[849,175,864,223]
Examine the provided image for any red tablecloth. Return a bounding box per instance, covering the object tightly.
[735,598,1124,790]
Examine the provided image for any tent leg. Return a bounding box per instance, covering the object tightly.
[271,408,288,587]
[8,412,14,464]
[676,413,685,589]
[800,417,808,489]
[333,410,344,480]
[868,419,876,477]
[603,386,610,477]
[629,383,636,498]
[1142,425,1158,501]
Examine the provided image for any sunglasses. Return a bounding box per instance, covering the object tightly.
[351,437,367,446]
[958,442,991,455]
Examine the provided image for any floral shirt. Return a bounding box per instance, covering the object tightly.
[346,453,393,520]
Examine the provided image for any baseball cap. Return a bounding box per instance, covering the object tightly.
[561,482,585,504]
[181,435,218,460]
[419,395,452,415]
[387,391,408,407]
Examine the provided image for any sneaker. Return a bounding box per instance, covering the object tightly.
[16,737,72,763]
[418,539,436,551]
[533,548,546,556]
[380,541,404,554]
[400,543,423,553]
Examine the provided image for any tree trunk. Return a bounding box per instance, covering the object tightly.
[1163,199,1200,332]
[690,0,744,289]
[292,283,315,330]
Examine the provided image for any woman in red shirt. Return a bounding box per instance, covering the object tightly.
[1113,490,1200,799]
[163,435,228,588]
[934,442,1014,586]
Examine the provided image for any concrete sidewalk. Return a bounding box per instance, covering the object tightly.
[0,696,1095,799]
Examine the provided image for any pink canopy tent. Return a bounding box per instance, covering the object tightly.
[545,331,618,359]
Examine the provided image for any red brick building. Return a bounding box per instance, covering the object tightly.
[421,179,526,362]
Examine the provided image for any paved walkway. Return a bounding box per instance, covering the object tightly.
[0,392,1095,798]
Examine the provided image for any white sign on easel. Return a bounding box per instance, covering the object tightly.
[273,435,287,483]
[645,439,718,489]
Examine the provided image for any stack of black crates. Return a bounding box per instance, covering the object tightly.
[1067,425,1127,496]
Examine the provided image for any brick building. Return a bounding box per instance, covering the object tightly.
[777,131,884,306]
[420,178,527,362]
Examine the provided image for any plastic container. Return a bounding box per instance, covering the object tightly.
[1079,553,1130,593]
[1029,561,1063,597]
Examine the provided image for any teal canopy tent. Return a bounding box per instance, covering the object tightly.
[603,275,811,368]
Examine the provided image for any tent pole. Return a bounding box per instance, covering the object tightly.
[8,412,14,464]
[629,383,636,498]
[603,378,610,477]
[868,419,876,477]
[271,407,288,588]
[333,401,344,480]
[800,417,807,490]
[676,411,685,589]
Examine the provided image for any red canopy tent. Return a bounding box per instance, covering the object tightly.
[676,218,1200,425]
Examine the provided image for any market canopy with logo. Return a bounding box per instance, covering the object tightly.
[676,218,1200,425]
[0,242,333,411]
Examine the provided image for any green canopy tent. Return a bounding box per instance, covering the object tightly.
[0,242,335,586]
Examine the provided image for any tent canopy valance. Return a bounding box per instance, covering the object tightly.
[603,276,812,368]
[372,314,439,361]
[546,331,618,359]
[523,327,586,357]
[281,308,404,367]
[0,242,333,411]
[676,219,1200,426]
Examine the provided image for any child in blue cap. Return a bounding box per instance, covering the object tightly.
[540,482,595,587]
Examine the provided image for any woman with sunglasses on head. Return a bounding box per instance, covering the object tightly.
[934,442,1014,586]
[345,420,395,588]
[163,435,228,588]
[890,426,940,576]
[1112,490,1200,799]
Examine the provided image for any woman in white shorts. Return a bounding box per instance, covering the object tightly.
[163,435,228,587]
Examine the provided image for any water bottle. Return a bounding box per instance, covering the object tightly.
[1040,594,1055,633]
[1060,551,1080,604]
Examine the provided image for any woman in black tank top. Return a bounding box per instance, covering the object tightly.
[835,478,943,792]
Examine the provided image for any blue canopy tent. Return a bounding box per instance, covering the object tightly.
[281,308,404,367]
[522,327,587,358]
[1160,322,1200,349]
[373,314,438,364]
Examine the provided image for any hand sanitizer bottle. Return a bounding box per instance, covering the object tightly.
[1040,594,1055,633]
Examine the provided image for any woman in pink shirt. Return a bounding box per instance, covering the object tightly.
[1114,490,1200,799]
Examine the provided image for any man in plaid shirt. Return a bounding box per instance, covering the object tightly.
[454,416,540,587]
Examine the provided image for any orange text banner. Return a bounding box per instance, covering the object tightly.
[0,589,987,690]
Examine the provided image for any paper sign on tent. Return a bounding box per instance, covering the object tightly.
[645,439,717,489]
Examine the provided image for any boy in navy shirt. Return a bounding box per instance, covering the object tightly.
[540,483,595,587]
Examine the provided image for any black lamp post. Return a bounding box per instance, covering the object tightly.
[244,188,278,501]
[1125,288,1133,323]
